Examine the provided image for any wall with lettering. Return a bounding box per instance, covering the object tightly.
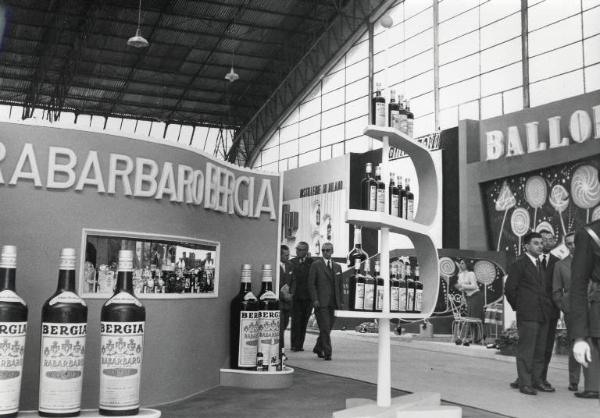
[0,122,281,409]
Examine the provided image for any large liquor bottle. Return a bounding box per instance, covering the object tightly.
[363,261,375,311]
[346,225,368,268]
[375,165,385,213]
[361,163,377,211]
[99,250,146,416]
[257,265,280,371]
[348,259,365,311]
[390,264,400,313]
[0,246,27,418]
[397,175,405,219]
[388,89,399,129]
[389,173,399,217]
[371,82,386,126]
[39,248,88,417]
[374,260,384,312]
[398,262,407,312]
[406,100,414,138]
[405,178,415,221]
[230,264,259,369]
[414,263,422,313]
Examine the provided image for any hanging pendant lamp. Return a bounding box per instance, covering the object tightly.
[127,0,149,48]
[225,49,239,82]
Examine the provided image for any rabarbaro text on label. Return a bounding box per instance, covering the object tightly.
[485,105,600,160]
[0,143,276,220]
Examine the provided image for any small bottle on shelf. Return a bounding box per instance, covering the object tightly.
[398,94,407,134]
[346,225,368,268]
[397,175,405,219]
[397,262,407,312]
[388,89,399,129]
[414,263,422,313]
[371,82,386,127]
[348,259,365,311]
[389,173,399,217]
[404,178,414,221]
[406,100,414,138]
[374,260,384,312]
[375,165,385,213]
[361,163,377,211]
[390,264,400,313]
[363,260,375,312]
[406,262,415,312]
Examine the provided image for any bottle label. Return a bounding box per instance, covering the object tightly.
[390,110,400,130]
[259,291,277,300]
[0,290,26,306]
[353,283,365,310]
[376,287,384,310]
[0,321,26,415]
[407,200,414,221]
[398,288,407,312]
[376,190,385,212]
[105,291,143,307]
[415,289,423,312]
[364,284,374,311]
[391,195,399,216]
[238,311,260,367]
[400,115,408,134]
[257,310,280,371]
[375,102,386,127]
[391,287,400,311]
[369,186,377,211]
[243,292,257,301]
[99,321,144,411]
[48,291,87,307]
[39,322,86,414]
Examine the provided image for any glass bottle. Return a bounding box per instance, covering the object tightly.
[371,82,386,126]
[405,178,414,221]
[374,260,384,312]
[375,165,385,213]
[414,263,422,313]
[361,163,377,211]
[363,260,375,312]
[346,225,368,268]
[388,89,399,129]
[390,264,400,313]
[406,99,414,138]
[389,173,399,217]
[257,265,279,372]
[349,259,365,311]
[229,264,258,370]
[397,175,405,219]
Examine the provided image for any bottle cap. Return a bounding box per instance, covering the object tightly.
[261,264,273,281]
[118,250,134,272]
[0,245,17,268]
[59,248,77,270]
[240,264,252,283]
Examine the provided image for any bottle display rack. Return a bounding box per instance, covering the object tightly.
[335,125,441,407]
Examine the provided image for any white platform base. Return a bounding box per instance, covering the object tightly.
[220,366,294,389]
[20,408,161,417]
[333,392,461,418]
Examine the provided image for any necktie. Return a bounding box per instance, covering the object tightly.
[536,259,542,278]
[542,255,547,269]
[327,260,332,271]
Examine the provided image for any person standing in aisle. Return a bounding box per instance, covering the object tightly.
[505,231,555,395]
[571,219,600,400]
[553,232,600,397]
[308,242,343,360]
[279,245,295,351]
[290,241,313,352]
[539,228,560,390]
[455,258,484,345]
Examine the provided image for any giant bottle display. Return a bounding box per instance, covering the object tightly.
[229,264,259,370]
[256,265,280,371]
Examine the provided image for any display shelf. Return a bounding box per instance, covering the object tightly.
[220,367,294,389]
[21,409,161,417]
[335,310,427,320]
[346,209,429,237]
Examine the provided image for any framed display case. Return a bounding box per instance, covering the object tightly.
[80,229,220,299]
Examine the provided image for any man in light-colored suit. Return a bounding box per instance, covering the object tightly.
[308,241,343,361]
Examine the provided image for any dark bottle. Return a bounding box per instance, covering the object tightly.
[363,261,375,311]
[374,260,384,312]
[406,262,415,312]
[346,225,368,268]
[348,259,365,311]
[414,263,423,313]
[315,202,321,226]
[398,95,408,134]
[99,250,146,416]
[389,173,399,217]
[361,163,377,211]
[0,245,28,418]
[230,264,259,370]
[257,265,280,372]
[326,218,332,241]
[397,175,406,219]
[406,99,414,138]
[371,82,386,126]
[397,263,407,312]
[375,165,385,213]
[390,264,400,313]
[39,248,88,417]
[405,178,415,221]
[388,89,399,129]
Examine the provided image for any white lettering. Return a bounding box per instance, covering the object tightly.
[485,130,504,160]
[76,151,106,192]
[107,154,133,195]
[0,141,5,184]
[192,169,204,205]
[547,116,569,148]
[234,176,250,216]
[204,162,218,209]
[156,162,179,202]
[569,109,592,143]
[47,146,77,189]
[593,105,600,139]
[506,126,524,157]
[177,164,195,203]
[134,157,158,197]
[9,143,42,186]
[254,179,276,220]
[525,122,547,153]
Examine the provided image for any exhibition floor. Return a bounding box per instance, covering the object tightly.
[156,329,597,418]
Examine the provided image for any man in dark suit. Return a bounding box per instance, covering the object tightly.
[539,228,560,390]
[308,241,343,361]
[289,241,313,352]
[570,219,600,401]
[505,231,555,395]
[279,245,295,351]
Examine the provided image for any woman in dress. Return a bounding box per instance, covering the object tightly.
[455,258,484,345]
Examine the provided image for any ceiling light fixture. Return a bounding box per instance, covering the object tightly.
[225,49,239,82]
[127,0,149,48]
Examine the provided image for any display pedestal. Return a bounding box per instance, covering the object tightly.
[220,367,294,389]
[21,409,161,417]
[333,393,461,418]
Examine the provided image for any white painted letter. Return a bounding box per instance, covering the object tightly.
[204,163,218,209]
[177,164,195,204]
[506,126,525,157]
[0,142,5,184]
[525,122,547,153]
[134,158,159,197]
[47,146,77,189]
[234,176,250,216]
[547,116,569,148]
[569,110,592,143]
[9,143,42,187]
[593,105,600,139]
[192,170,204,205]
[107,154,133,195]
[254,179,276,220]
[156,162,179,202]
[76,151,105,192]
[485,130,504,160]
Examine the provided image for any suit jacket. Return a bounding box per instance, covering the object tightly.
[541,253,561,319]
[308,258,343,309]
[505,254,554,322]
[290,256,313,301]
[552,255,572,313]
[570,220,600,339]
[279,261,295,310]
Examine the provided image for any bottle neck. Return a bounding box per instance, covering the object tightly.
[0,268,16,291]
[239,281,252,294]
[261,281,273,292]
[56,269,76,292]
[115,271,134,293]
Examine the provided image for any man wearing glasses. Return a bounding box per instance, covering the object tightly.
[290,242,313,352]
[308,242,343,360]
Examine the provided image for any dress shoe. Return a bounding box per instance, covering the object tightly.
[519,386,537,395]
[312,348,324,358]
[533,382,556,392]
[568,383,578,392]
[509,379,519,389]
[324,355,332,361]
[574,391,600,399]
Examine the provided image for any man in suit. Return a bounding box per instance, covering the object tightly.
[571,219,600,402]
[553,232,600,397]
[505,231,555,395]
[289,241,313,351]
[279,245,295,351]
[308,241,343,361]
[539,228,561,390]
